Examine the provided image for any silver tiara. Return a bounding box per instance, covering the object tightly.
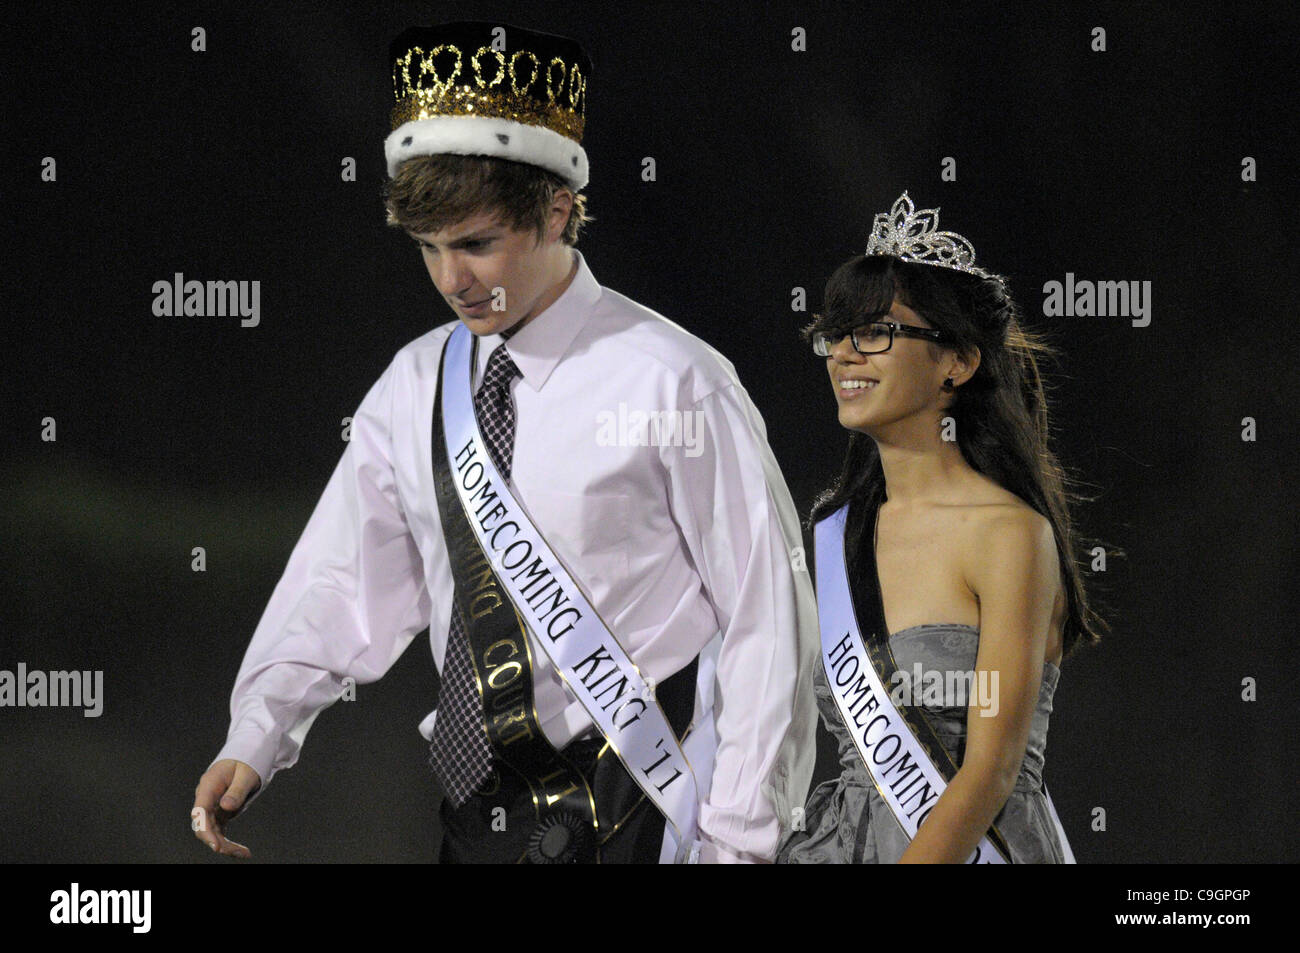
[864,191,994,279]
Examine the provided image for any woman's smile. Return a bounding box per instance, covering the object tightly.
[835,374,879,401]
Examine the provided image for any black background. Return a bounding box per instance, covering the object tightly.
[4,0,1297,864]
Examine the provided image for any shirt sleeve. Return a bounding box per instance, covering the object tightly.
[659,382,820,862]
[210,356,433,802]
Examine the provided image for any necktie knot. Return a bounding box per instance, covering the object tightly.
[480,345,521,395]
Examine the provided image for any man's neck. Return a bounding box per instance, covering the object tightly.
[510,249,579,337]
[534,249,580,318]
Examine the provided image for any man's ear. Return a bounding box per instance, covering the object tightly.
[546,188,575,243]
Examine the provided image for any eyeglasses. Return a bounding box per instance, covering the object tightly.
[812,320,953,357]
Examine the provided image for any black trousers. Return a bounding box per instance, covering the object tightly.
[437,734,669,863]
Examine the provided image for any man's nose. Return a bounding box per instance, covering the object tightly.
[433,252,474,297]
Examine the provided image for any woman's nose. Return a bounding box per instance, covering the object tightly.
[830,333,863,363]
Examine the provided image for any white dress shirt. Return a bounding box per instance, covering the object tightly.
[213,249,819,862]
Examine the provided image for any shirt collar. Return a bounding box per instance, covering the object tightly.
[475,249,601,392]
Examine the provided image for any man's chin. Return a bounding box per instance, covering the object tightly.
[457,313,515,336]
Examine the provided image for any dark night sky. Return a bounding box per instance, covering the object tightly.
[3,1,1297,864]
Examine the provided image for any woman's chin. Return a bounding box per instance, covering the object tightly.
[837,408,877,433]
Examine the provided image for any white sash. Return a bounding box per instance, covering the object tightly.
[441,324,703,862]
[816,503,1077,864]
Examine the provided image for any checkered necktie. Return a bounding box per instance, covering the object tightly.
[430,344,521,806]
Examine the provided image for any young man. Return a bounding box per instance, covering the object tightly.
[192,20,818,863]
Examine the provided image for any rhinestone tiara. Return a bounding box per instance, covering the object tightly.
[864,191,994,279]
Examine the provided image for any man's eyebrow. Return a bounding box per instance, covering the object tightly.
[407,229,501,246]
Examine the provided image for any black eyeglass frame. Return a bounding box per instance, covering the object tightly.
[813,320,954,356]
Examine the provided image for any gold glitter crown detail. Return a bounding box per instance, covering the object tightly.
[864,192,993,279]
[390,44,586,142]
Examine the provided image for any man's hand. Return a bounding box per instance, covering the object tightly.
[192,759,261,858]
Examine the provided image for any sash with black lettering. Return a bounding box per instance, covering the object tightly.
[817,491,1015,863]
[431,337,599,864]
[819,492,1078,863]
[433,324,703,863]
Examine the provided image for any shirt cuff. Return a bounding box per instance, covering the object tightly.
[211,729,277,807]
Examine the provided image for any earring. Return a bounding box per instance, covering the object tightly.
[942,378,954,391]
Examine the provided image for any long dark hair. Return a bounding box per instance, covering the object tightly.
[806,254,1112,659]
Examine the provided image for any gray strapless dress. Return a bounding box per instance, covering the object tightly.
[777,623,1067,864]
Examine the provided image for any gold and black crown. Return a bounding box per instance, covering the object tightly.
[385,21,593,189]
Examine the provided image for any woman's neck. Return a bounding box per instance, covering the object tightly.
[873,433,975,506]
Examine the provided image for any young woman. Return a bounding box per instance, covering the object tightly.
[777,193,1107,864]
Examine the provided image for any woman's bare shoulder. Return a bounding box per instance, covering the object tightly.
[952,483,1056,585]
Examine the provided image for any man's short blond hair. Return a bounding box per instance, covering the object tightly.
[381,154,591,245]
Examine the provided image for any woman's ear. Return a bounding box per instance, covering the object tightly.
[948,345,982,387]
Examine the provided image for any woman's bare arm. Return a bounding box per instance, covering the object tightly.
[898,508,1057,863]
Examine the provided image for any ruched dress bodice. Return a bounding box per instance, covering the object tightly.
[777,623,1067,864]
